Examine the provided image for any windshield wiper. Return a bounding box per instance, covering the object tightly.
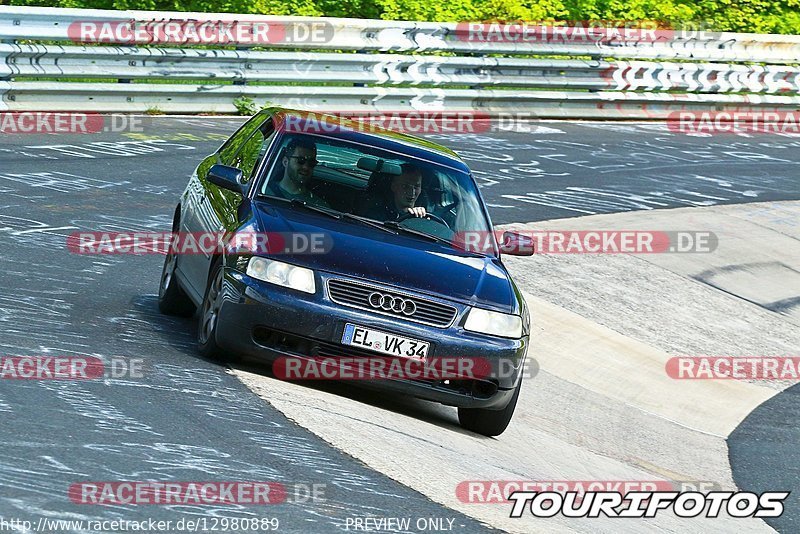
[257,196,483,253]
[382,220,489,256]
[382,221,453,246]
[340,213,397,234]
[258,195,342,219]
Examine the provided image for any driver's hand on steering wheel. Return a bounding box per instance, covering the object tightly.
[404,207,427,218]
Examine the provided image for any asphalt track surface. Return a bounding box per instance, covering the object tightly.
[0,117,799,532]
[730,384,800,533]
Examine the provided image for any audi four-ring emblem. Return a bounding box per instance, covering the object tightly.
[368,292,417,316]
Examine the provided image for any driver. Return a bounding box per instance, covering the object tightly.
[364,163,427,221]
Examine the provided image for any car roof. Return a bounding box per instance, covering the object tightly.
[265,107,471,172]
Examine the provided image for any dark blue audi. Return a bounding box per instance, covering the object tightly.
[158,108,532,436]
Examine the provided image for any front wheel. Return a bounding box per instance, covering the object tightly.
[197,263,235,362]
[458,379,522,437]
[158,248,195,317]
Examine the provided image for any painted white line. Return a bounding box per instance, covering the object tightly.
[11,225,78,235]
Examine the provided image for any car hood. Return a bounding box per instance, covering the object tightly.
[251,202,519,313]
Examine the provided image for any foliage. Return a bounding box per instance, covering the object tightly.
[233,96,259,116]
[8,0,799,34]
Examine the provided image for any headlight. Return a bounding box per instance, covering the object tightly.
[246,257,316,294]
[464,307,523,338]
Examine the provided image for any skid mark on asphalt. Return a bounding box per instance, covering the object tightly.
[20,140,197,159]
[0,171,128,193]
[37,381,163,436]
[3,120,800,225]
[694,262,800,326]
[69,214,173,232]
[430,132,800,221]
[0,286,488,531]
[0,288,84,350]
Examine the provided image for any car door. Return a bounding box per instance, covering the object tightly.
[181,112,272,293]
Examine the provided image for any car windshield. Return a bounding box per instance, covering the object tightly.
[257,133,494,251]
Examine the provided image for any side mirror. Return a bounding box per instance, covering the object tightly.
[500,231,534,256]
[208,164,246,195]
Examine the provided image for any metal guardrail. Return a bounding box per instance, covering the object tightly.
[2,44,799,93]
[1,6,799,116]
[3,7,800,62]
[9,81,800,116]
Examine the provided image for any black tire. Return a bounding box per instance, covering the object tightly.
[458,378,522,437]
[158,246,196,317]
[197,261,237,362]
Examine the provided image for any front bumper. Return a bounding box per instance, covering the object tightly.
[216,267,529,410]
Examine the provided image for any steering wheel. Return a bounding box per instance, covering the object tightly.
[437,201,459,214]
[397,211,451,229]
[434,201,459,223]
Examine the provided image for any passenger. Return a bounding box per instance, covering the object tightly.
[270,138,329,207]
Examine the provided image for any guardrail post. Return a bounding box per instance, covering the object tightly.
[233,45,247,85]
[118,57,134,84]
[2,18,21,44]
[469,52,486,90]
[0,81,9,111]
[353,49,367,88]
[0,43,12,83]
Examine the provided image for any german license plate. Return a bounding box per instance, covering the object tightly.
[341,323,429,359]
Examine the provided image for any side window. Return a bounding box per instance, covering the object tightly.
[230,119,276,184]
[218,112,267,166]
[429,170,453,208]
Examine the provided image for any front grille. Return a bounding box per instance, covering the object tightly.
[252,326,496,398]
[315,340,388,359]
[326,279,458,328]
[253,328,430,359]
